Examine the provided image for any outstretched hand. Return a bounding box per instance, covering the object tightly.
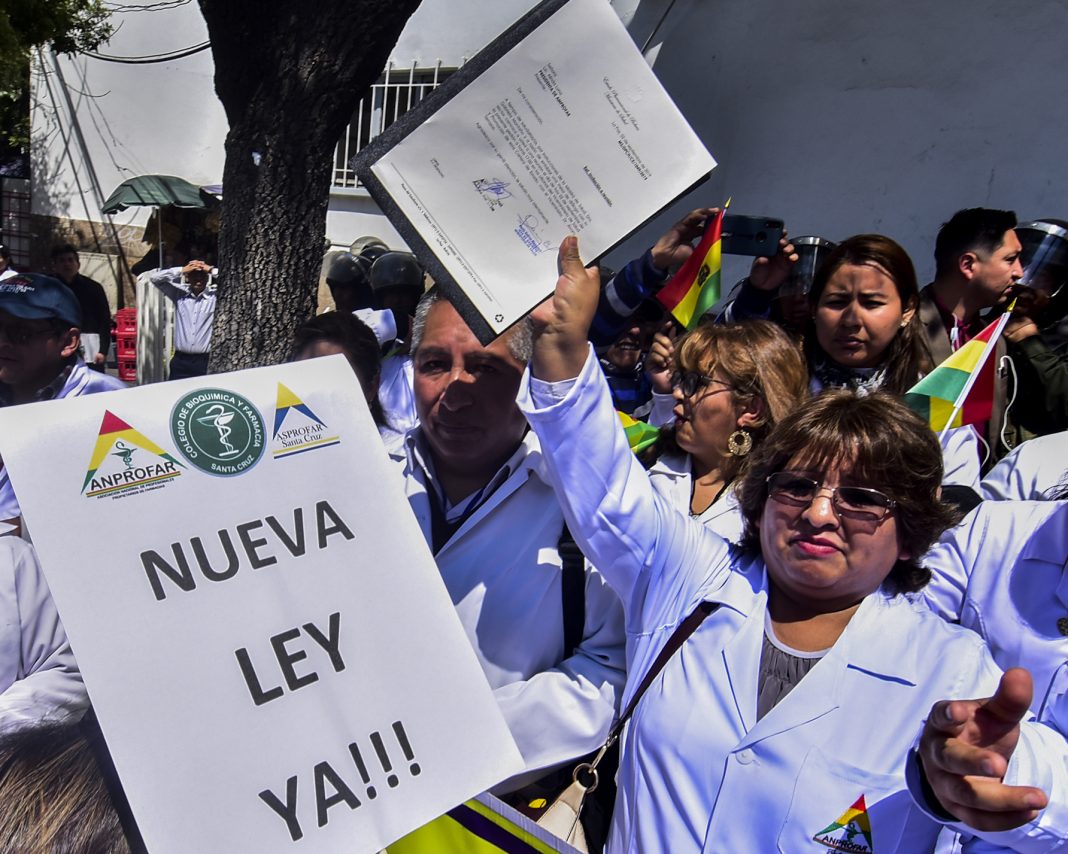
[919,668,1048,832]
[529,236,601,382]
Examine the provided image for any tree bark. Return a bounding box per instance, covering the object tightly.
[198,0,422,371]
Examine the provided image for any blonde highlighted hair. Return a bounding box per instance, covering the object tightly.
[665,319,809,476]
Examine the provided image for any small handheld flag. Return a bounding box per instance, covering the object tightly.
[904,309,1012,437]
[619,411,660,454]
[656,204,728,330]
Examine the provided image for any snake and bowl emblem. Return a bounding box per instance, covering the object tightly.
[170,388,265,477]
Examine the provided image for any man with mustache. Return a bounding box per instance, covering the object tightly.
[385,290,625,793]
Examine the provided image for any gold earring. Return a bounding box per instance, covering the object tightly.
[727,429,752,457]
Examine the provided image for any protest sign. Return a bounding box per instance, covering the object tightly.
[0,356,523,853]
[356,0,716,342]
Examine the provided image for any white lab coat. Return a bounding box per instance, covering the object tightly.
[941,426,982,490]
[379,355,418,436]
[519,347,1022,853]
[981,432,1068,500]
[0,537,86,731]
[919,501,1068,851]
[387,430,625,783]
[646,450,745,544]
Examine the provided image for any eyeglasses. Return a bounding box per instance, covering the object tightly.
[0,319,63,346]
[671,370,733,399]
[766,472,897,522]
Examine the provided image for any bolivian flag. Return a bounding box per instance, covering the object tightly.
[904,310,1012,435]
[619,411,660,454]
[656,207,726,330]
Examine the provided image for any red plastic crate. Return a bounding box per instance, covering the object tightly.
[117,356,137,382]
[115,308,137,334]
[116,333,136,355]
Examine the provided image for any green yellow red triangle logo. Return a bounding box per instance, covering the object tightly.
[81,411,185,492]
[812,794,874,852]
[273,383,325,438]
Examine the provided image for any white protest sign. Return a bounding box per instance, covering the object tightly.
[0,356,523,853]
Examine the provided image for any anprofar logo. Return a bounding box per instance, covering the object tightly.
[82,411,185,500]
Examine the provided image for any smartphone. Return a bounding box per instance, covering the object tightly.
[721,215,784,257]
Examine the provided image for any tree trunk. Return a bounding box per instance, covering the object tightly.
[198,0,422,371]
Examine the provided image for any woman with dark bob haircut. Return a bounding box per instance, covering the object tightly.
[520,238,1020,853]
[736,389,959,595]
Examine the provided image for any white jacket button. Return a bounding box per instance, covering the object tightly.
[735,748,755,765]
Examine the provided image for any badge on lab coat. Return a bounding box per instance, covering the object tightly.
[812,794,874,852]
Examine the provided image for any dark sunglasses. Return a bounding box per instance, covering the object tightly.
[670,370,733,399]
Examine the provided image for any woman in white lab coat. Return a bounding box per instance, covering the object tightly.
[519,239,1029,853]
[644,319,808,543]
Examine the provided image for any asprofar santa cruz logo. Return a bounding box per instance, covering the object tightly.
[271,382,340,459]
[170,388,265,476]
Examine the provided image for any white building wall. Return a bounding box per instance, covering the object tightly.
[607,0,1068,286]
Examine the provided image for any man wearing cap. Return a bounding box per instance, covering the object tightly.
[149,260,216,380]
[0,274,126,533]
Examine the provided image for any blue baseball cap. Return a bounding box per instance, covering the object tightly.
[0,274,82,327]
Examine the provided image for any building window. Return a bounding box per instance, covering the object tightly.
[333,62,456,189]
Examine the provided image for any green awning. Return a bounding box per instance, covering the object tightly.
[101,174,210,214]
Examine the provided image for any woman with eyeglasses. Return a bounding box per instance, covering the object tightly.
[644,320,807,542]
[518,238,1052,852]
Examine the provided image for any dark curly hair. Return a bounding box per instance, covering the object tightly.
[736,389,962,595]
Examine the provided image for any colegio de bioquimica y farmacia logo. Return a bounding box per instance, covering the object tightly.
[170,388,266,477]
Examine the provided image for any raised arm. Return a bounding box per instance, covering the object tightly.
[588,207,715,346]
[148,266,189,302]
[523,238,733,617]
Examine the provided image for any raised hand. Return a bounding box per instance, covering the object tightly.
[650,208,719,273]
[918,668,1048,832]
[748,234,798,292]
[645,321,678,394]
[529,236,601,382]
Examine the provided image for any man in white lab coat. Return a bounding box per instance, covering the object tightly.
[386,292,625,787]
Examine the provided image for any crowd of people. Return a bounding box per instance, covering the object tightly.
[0,205,1066,852]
